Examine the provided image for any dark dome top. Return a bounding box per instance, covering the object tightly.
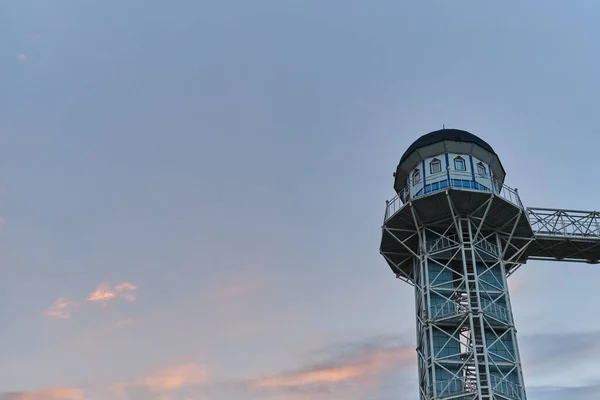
[399,129,497,165]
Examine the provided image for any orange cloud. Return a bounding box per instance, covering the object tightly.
[253,345,414,390]
[87,282,137,304]
[87,282,116,303]
[114,362,209,397]
[45,298,77,319]
[114,282,137,292]
[144,363,209,391]
[0,387,84,400]
[255,365,363,387]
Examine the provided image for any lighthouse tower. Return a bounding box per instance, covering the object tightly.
[381,129,600,399]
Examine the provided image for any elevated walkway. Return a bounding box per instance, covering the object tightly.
[522,208,600,264]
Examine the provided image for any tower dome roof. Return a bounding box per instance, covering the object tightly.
[400,129,497,165]
[393,128,505,194]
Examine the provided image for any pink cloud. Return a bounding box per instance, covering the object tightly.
[113,362,209,397]
[87,282,116,304]
[252,345,414,390]
[87,282,137,304]
[45,298,77,320]
[0,387,84,400]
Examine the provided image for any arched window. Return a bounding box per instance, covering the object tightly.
[477,162,487,176]
[412,169,421,185]
[430,158,442,174]
[454,156,466,171]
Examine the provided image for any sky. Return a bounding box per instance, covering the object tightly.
[1,1,600,399]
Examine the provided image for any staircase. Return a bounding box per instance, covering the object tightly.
[461,219,492,399]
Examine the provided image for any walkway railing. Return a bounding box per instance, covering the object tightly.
[528,208,600,239]
[426,234,458,253]
[385,172,523,222]
[431,378,476,398]
[490,375,523,400]
[480,298,511,323]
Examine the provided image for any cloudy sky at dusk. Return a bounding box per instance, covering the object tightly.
[2,1,600,399]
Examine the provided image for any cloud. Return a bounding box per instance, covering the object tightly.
[45,298,77,319]
[521,331,600,367]
[0,388,84,400]
[518,331,600,390]
[46,281,137,320]
[527,384,600,400]
[115,283,137,292]
[144,363,209,391]
[114,363,209,398]
[1,336,412,400]
[0,218,5,228]
[87,282,137,304]
[87,282,116,303]
[17,53,27,62]
[248,335,415,399]
[108,335,412,400]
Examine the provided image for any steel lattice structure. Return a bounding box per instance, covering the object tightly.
[380,129,600,400]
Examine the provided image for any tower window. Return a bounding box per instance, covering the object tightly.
[430,158,441,174]
[412,169,421,185]
[454,156,466,171]
[477,162,487,176]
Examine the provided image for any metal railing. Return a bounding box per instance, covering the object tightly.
[427,301,469,321]
[528,207,600,239]
[384,171,523,222]
[490,375,523,400]
[426,234,458,253]
[480,298,510,323]
[431,378,477,398]
[474,238,499,256]
[426,235,498,257]
[430,302,456,320]
[429,375,522,399]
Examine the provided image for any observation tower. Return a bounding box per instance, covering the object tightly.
[380,128,600,400]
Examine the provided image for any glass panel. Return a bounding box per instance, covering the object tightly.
[477,163,486,175]
[413,169,421,185]
[454,157,466,171]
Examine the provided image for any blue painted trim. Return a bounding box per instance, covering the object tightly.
[469,155,476,184]
[445,153,450,183]
[422,159,426,187]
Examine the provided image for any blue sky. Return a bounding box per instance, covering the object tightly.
[2,1,600,399]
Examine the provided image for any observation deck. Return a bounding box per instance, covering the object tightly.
[382,174,600,279]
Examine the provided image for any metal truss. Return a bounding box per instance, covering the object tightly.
[385,195,529,400]
[528,208,600,239]
[524,208,600,263]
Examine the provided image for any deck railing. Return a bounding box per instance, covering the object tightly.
[385,171,523,222]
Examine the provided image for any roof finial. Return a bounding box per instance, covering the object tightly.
[443,124,445,129]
